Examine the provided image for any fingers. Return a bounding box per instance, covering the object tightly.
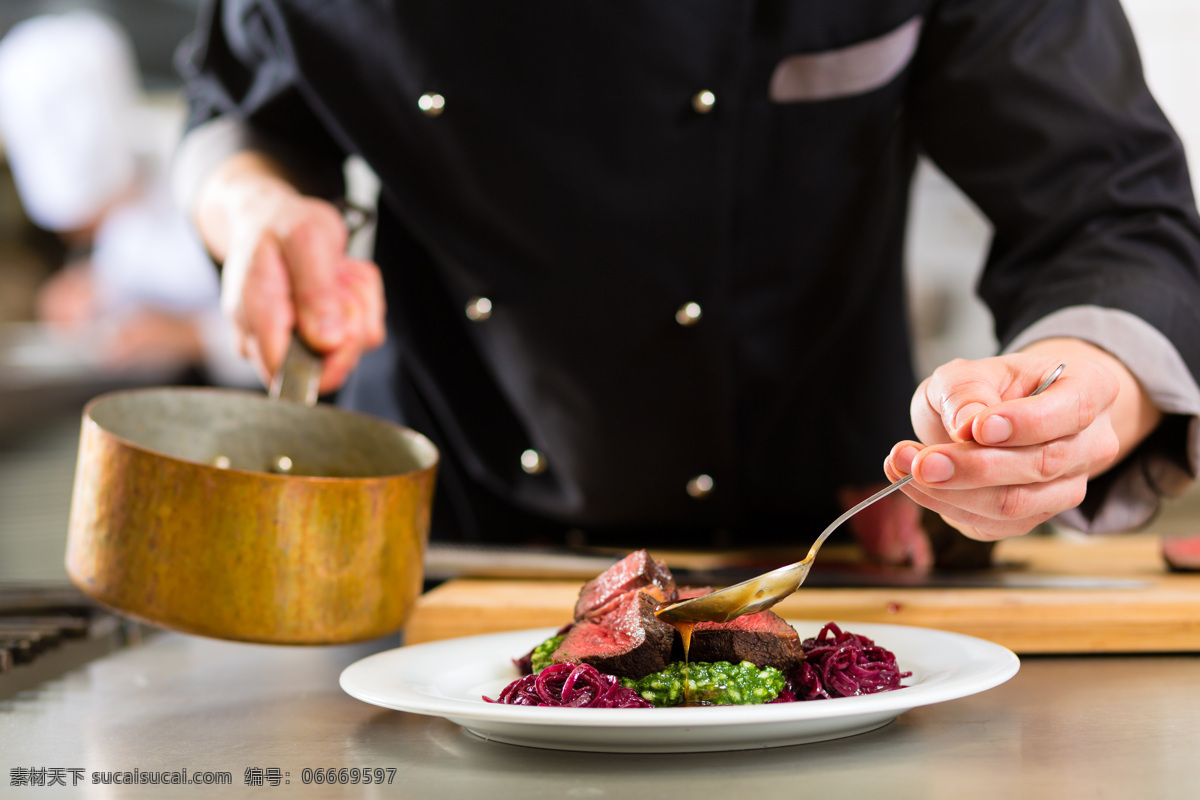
[914,357,1083,445]
[895,487,1069,542]
[314,258,387,393]
[884,436,1099,540]
[225,235,296,383]
[279,203,350,352]
[888,469,1083,541]
[903,356,1122,490]
[912,358,1007,444]
[893,424,1118,492]
[341,258,387,351]
[883,448,1060,542]
[962,372,1111,449]
[221,196,386,393]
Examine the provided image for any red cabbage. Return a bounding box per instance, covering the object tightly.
[484,663,652,708]
[786,622,911,700]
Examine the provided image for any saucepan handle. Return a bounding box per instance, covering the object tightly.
[269,331,322,406]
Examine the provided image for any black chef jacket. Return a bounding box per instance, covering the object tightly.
[178,0,1200,547]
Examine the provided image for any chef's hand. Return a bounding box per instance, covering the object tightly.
[884,339,1162,543]
[192,151,385,394]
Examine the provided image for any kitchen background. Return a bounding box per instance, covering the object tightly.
[0,0,1198,583]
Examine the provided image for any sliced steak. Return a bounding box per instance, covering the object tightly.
[573,549,676,620]
[676,590,804,672]
[553,591,675,679]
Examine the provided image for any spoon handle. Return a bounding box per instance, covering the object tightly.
[805,475,911,560]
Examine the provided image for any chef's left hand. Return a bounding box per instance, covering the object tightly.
[884,338,1162,542]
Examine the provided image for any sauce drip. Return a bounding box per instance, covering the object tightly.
[657,600,725,706]
[665,618,696,705]
[675,620,694,664]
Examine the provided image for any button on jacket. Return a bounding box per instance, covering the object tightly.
[178,0,1200,545]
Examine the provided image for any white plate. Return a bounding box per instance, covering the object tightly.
[339,620,1018,753]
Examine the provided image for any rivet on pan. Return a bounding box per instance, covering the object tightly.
[275,456,294,473]
[213,456,231,469]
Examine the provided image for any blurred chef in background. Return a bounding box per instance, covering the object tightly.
[0,10,253,387]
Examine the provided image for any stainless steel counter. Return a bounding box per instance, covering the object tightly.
[1,632,1196,799]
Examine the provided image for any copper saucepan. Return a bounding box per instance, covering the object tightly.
[65,338,438,644]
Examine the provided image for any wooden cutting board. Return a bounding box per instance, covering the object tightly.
[405,534,1200,653]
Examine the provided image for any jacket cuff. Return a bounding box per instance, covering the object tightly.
[1005,305,1199,532]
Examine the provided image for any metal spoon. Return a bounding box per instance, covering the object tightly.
[656,363,1067,625]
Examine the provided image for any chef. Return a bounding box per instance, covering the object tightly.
[173,0,1200,563]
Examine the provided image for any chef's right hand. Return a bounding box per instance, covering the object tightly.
[192,151,385,394]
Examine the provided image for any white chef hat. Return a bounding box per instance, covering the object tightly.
[0,11,140,232]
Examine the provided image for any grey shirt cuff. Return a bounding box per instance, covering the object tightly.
[1006,306,1200,533]
[172,116,257,216]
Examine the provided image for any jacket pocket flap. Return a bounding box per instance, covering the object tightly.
[769,16,923,103]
